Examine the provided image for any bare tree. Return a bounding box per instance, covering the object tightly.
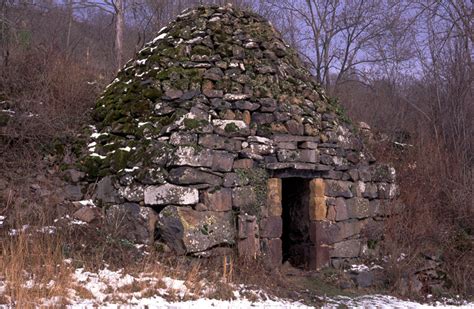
[257,0,416,92]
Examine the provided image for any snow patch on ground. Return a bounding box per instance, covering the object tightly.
[325,294,473,308]
[64,267,313,308]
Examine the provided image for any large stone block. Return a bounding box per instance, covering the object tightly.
[168,167,222,186]
[260,216,282,238]
[334,197,349,221]
[346,197,370,219]
[362,183,378,199]
[309,178,326,221]
[233,159,254,169]
[261,238,282,267]
[198,134,242,152]
[170,132,198,146]
[105,203,156,244]
[324,180,353,198]
[309,245,330,270]
[96,176,120,204]
[202,188,232,212]
[266,178,282,216]
[308,222,331,269]
[212,151,235,172]
[144,184,199,205]
[309,196,327,221]
[238,226,260,259]
[311,220,362,245]
[170,146,213,167]
[232,186,257,210]
[277,149,318,163]
[118,184,145,202]
[212,119,250,136]
[157,206,235,254]
[330,239,361,258]
[238,214,258,239]
[310,178,325,197]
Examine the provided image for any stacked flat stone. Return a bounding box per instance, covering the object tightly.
[81,5,398,268]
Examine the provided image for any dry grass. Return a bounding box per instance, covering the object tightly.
[0,230,72,306]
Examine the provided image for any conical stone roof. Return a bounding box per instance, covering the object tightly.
[80,5,397,262]
[84,5,352,178]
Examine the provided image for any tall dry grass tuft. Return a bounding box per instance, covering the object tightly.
[0,227,72,306]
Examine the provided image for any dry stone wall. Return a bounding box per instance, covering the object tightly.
[80,5,398,269]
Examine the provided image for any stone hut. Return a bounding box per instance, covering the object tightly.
[82,5,398,269]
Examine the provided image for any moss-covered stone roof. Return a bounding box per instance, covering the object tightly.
[81,4,354,181]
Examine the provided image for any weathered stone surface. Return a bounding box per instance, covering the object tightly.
[238,215,260,259]
[144,184,199,205]
[157,206,235,254]
[358,166,372,182]
[331,239,361,258]
[266,178,282,216]
[212,151,235,172]
[96,176,120,204]
[307,222,331,269]
[212,119,249,136]
[233,158,254,169]
[198,134,241,151]
[168,167,222,186]
[106,203,156,244]
[73,206,100,223]
[170,146,213,168]
[346,197,370,219]
[232,186,257,210]
[351,181,364,197]
[277,142,297,149]
[65,169,85,183]
[260,98,277,112]
[223,172,249,187]
[308,179,327,221]
[119,184,145,202]
[277,149,318,163]
[260,216,282,238]
[299,141,318,149]
[309,196,327,221]
[378,183,398,199]
[325,180,353,198]
[261,238,282,267]
[170,132,198,146]
[64,185,83,201]
[273,135,320,143]
[310,178,325,197]
[202,188,232,212]
[334,197,349,221]
[363,183,378,199]
[137,167,168,185]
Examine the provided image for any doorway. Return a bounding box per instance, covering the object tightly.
[281,178,313,268]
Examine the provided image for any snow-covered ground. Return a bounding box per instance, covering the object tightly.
[0,264,473,308]
[50,267,474,308]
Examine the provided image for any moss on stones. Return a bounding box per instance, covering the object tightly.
[235,168,268,219]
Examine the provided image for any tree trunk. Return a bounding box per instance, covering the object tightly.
[65,0,73,55]
[115,0,124,72]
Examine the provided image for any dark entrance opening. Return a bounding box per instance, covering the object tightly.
[281,178,313,268]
